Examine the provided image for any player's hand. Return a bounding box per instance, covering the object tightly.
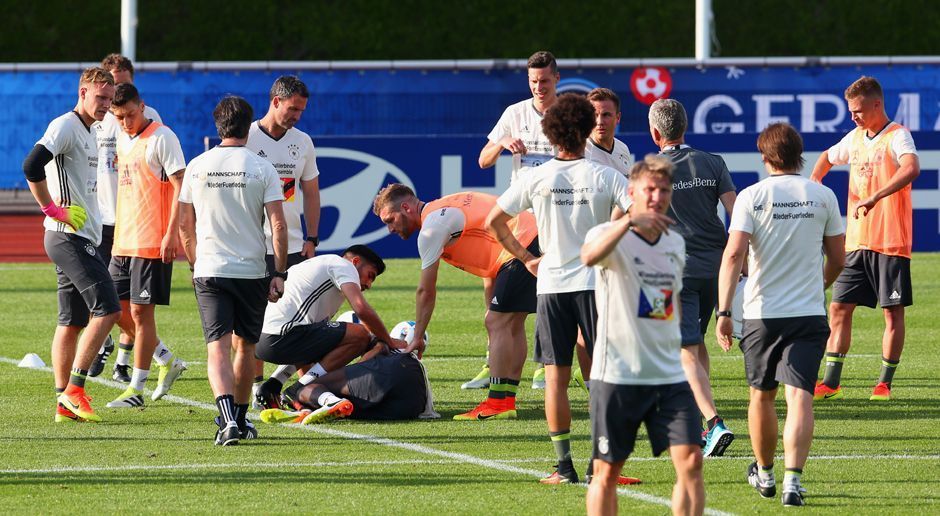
[404,336,427,359]
[629,212,675,234]
[499,136,527,155]
[854,196,877,218]
[160,231,179,263]
[47,204,87,231]
[715,316,734,352]
[524,255,542,277]
[300,240,316,258]
[389,337,409,351]
[268,276,285,302]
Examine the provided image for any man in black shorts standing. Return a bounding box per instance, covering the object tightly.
[179,96,289,446]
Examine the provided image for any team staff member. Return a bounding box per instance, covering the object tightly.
[22,67,120,423]
[581,155,703,516]
[246,75,322,406]
[374,184,538,420]
[471,50,560,391]
[811,76,919,402]
[90,53,171,384]
[648,98,738,457]
[103,83,188,408]
[717,123,844,507]
[179,96,288,446]
[488,94,634,485]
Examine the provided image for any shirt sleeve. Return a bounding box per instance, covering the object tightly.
[417,208,465,270]
[300,135,320,181]
[892,128,918,161]
[486,106,513,143]
[496,178,530,216]
[262,163,284,203]
[152,129,187,176]
[36,116,74,156]
[728,189,753,234]
[716,156,736,195]
[331,259,362,290]
[827,131,854,166]
[823,188,845,236]
[608,168,633,213]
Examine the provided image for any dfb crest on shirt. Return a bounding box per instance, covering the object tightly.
[288,144,301,160]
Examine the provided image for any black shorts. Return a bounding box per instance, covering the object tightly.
[44,231,121,327]
[194,276,269,344]
[590,381,701,462]
[97,224,114,265]
[255,321,347,365]
[679,277,718,346]
[740,316,829,393]
[489,238,540,314]
[346,354,428,420]
[832,250,913,308]
[534,290,597,366]
[265,252,307,276]
[109,256,174,305]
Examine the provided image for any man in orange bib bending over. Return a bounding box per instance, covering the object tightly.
[811,76,920,402]
[374,184,539,420]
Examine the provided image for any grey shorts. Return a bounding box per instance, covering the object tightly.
[255,320,347,365]
[534,290,597,366]
[194,276,269,344]
[590,380,702,462]
[346,353,427,420]
[679,277,718,346]
[832,250,913,308]
[740,316,829,393]
[109,256,174,305]
[44,231,121,327]
[489,238,539,314]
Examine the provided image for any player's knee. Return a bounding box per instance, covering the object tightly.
[829,302,854,319]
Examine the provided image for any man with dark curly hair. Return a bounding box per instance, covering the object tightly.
[487,94,673,485]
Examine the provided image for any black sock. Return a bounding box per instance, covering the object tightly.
[822,352,847,389]
[69,368,88,389]
[706,416,721,431]
[253,375,264,384]
[215,394,236,425]
[550,429,572,462]
[878,357,899,386]
[235,403,249,429]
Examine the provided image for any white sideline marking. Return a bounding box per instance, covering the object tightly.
[2,356,727,514]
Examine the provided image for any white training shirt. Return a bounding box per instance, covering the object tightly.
[497,158,631,294]
[246,121,320,254]
[487,99,556,171]
[584,137,634,176]
[261,254,360,335]
[179,146,283,279]
[115,123,186,181]
[827,122,917,166]
[38,111,103,245]
[587,224,687,385]
[729,174,844,319]
[95,106,162,226]
[417,206,466,270]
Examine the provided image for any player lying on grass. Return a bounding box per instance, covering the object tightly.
[259,338,437,424]
[253,245,408,409]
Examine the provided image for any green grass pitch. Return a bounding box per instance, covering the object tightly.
[0,256,938,514]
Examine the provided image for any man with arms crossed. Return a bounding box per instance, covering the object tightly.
[246,75,322,406]
[581,155,702,516]
[488,94,633,484]
[90,53,181,385]
[22,67,120,422]
[373,184,538,420]
[717,123,845,507]
[648,98,738,456]
[472,50,560,390]
[179,96,288,446]
[811,76,919,402]
[103,83,187,408]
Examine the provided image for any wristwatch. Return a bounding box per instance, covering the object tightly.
[306,236,319,247]
[273,270,288,280]
[715,310,732,320]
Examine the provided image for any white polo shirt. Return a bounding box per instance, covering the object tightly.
[261,254,360,335]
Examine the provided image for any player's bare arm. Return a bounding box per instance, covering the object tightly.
[300,176,320,257]
[855,153,920,218]
[716,230,750,351]
[161,169,185,263]
[810,150,833,183]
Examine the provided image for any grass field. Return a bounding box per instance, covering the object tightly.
[1,255,938,515]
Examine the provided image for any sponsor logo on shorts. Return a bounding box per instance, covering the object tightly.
[491,296,499,305]
[84,244,96,256]
[328,321,341,328]
[139,289,151,299]
[889,290,901,300]
[598,436,610,455]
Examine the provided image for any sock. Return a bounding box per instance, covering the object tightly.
[706,416,721,431]
[878,357,899,386]
[215,394,236,425]
[759,463,775,484]
[152,340,173,366]
[298,363,327,385]
[55,387,65,394]
[116,342,134,366]
[549,429,572,462]
[272,365,298,384]
[68,368,88,389]
[488,377,509,401]
[235,403,249,429]
[253,375,264,385]
[317,391,342,408]
[784,468,802,490]
[822,352,847,388]
[130,368,149,392]
[504,379,519,408]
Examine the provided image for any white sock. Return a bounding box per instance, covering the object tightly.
[758,465,775,483]
[116,342,133,366]
[152,340,174,366]
[317,391,342,408]
[272,365,298,384]
[130,368,149,392]
[298,363,328,385]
